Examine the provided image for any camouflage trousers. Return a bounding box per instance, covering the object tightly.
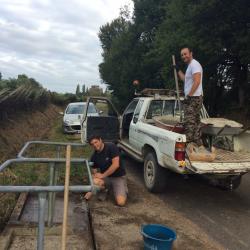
[183,96,203,146]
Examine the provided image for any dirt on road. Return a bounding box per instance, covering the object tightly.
[90,166,224,250]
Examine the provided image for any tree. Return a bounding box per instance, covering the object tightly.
[98,0,250,114]
[75,84,80,97]
[82,84,86,95]
[99,12,136,110]
[99,0,172,110]
[154,0,249,113]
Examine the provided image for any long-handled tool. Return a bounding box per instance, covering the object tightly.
[61,145,71,250]
[172,55,183,121]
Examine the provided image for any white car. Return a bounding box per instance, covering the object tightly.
[63,102,98,134]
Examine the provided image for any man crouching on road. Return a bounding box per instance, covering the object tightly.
[84,135,128,207]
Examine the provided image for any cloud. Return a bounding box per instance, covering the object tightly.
[0,0,133,93]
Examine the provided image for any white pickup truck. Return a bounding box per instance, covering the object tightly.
[81,93,250,192]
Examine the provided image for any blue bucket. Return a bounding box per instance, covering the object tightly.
[141,224,176,250]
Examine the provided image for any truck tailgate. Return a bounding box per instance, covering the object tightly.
[188,149,250,174]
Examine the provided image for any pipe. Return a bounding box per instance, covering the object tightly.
[0,185,93,192]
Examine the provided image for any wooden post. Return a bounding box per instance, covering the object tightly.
[61,145,71,250]
[172,55,183,121]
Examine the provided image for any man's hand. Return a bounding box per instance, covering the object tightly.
[94,173,105,179]
[173,63,180,72]
[84,192,92,200]
[173,63,185,82]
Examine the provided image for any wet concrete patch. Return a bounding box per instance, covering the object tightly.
[9,235,89,250]
[1,193,93,249]
[20,193,88,232]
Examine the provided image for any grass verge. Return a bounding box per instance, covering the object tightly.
[0,112,93,230]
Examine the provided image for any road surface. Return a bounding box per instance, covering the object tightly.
[125,157,250,250]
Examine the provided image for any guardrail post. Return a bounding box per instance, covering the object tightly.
[52,146,61,218]
[47,145,61,227]
[47,162,55,227]
[38,192,47,250]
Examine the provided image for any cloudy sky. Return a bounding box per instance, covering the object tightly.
[0,0,133,93]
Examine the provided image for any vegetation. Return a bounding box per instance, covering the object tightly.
[98,0,249,115]
[0,111,92,230]
[0,74,101,119]
[75,83,108,101]
[0,74,50,120]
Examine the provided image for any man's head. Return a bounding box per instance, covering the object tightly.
[89,135,104,152]
[180,47,193,64]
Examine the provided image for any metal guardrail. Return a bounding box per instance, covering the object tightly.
[0,141,97,250]
[17,140,84,158]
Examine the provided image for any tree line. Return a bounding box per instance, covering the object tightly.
[98,0,249,116]
[75,84,107,98]
[0,74,50,120]
[0,74,76,119]
[0,73,110,120]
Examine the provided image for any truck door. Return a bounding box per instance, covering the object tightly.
[81,97,120,143]
[129,99,144,150]
[121,99,139,139]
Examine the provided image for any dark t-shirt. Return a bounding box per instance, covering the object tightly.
[90,143,126,177]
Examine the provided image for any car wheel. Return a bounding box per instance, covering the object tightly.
[144,152,167,193]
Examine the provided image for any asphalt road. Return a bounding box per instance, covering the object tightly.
[125,157,250,250]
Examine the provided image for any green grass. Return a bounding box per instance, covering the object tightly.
[0,110,95,231]
[0,115,93,187]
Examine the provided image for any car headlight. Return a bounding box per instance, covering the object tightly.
[64,119,71,125]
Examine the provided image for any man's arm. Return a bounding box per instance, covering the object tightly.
[94,156,120,179]
[188,72,201,96]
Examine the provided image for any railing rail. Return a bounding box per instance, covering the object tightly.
[0,141,96,250]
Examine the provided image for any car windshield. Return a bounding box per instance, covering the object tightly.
[66,103,97,114]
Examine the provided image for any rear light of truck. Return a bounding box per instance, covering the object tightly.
[175,142,186,161]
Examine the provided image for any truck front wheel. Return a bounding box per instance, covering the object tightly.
[144,152,167,193]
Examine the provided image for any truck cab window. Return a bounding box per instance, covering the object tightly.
[133,100,144,123]
[122,100,139,138]
[163,100,175,116]
[146,100,164,119]
[124,100,139,115]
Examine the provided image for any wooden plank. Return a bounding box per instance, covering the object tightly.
[8,193,28,223]
[61,145,71,250]
[0,230,14,250]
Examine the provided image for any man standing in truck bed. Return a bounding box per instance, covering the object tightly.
[176,46,203,146]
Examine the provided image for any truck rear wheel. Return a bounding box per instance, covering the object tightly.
[218,175,242,190]
[144,152,167,193]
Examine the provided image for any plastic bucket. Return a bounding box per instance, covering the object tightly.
[141,224,176,250]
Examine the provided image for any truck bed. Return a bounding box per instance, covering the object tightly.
[189,148,250,174]
[214,149,250,163]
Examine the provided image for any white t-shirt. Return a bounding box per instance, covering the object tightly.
[184,59,203,97]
